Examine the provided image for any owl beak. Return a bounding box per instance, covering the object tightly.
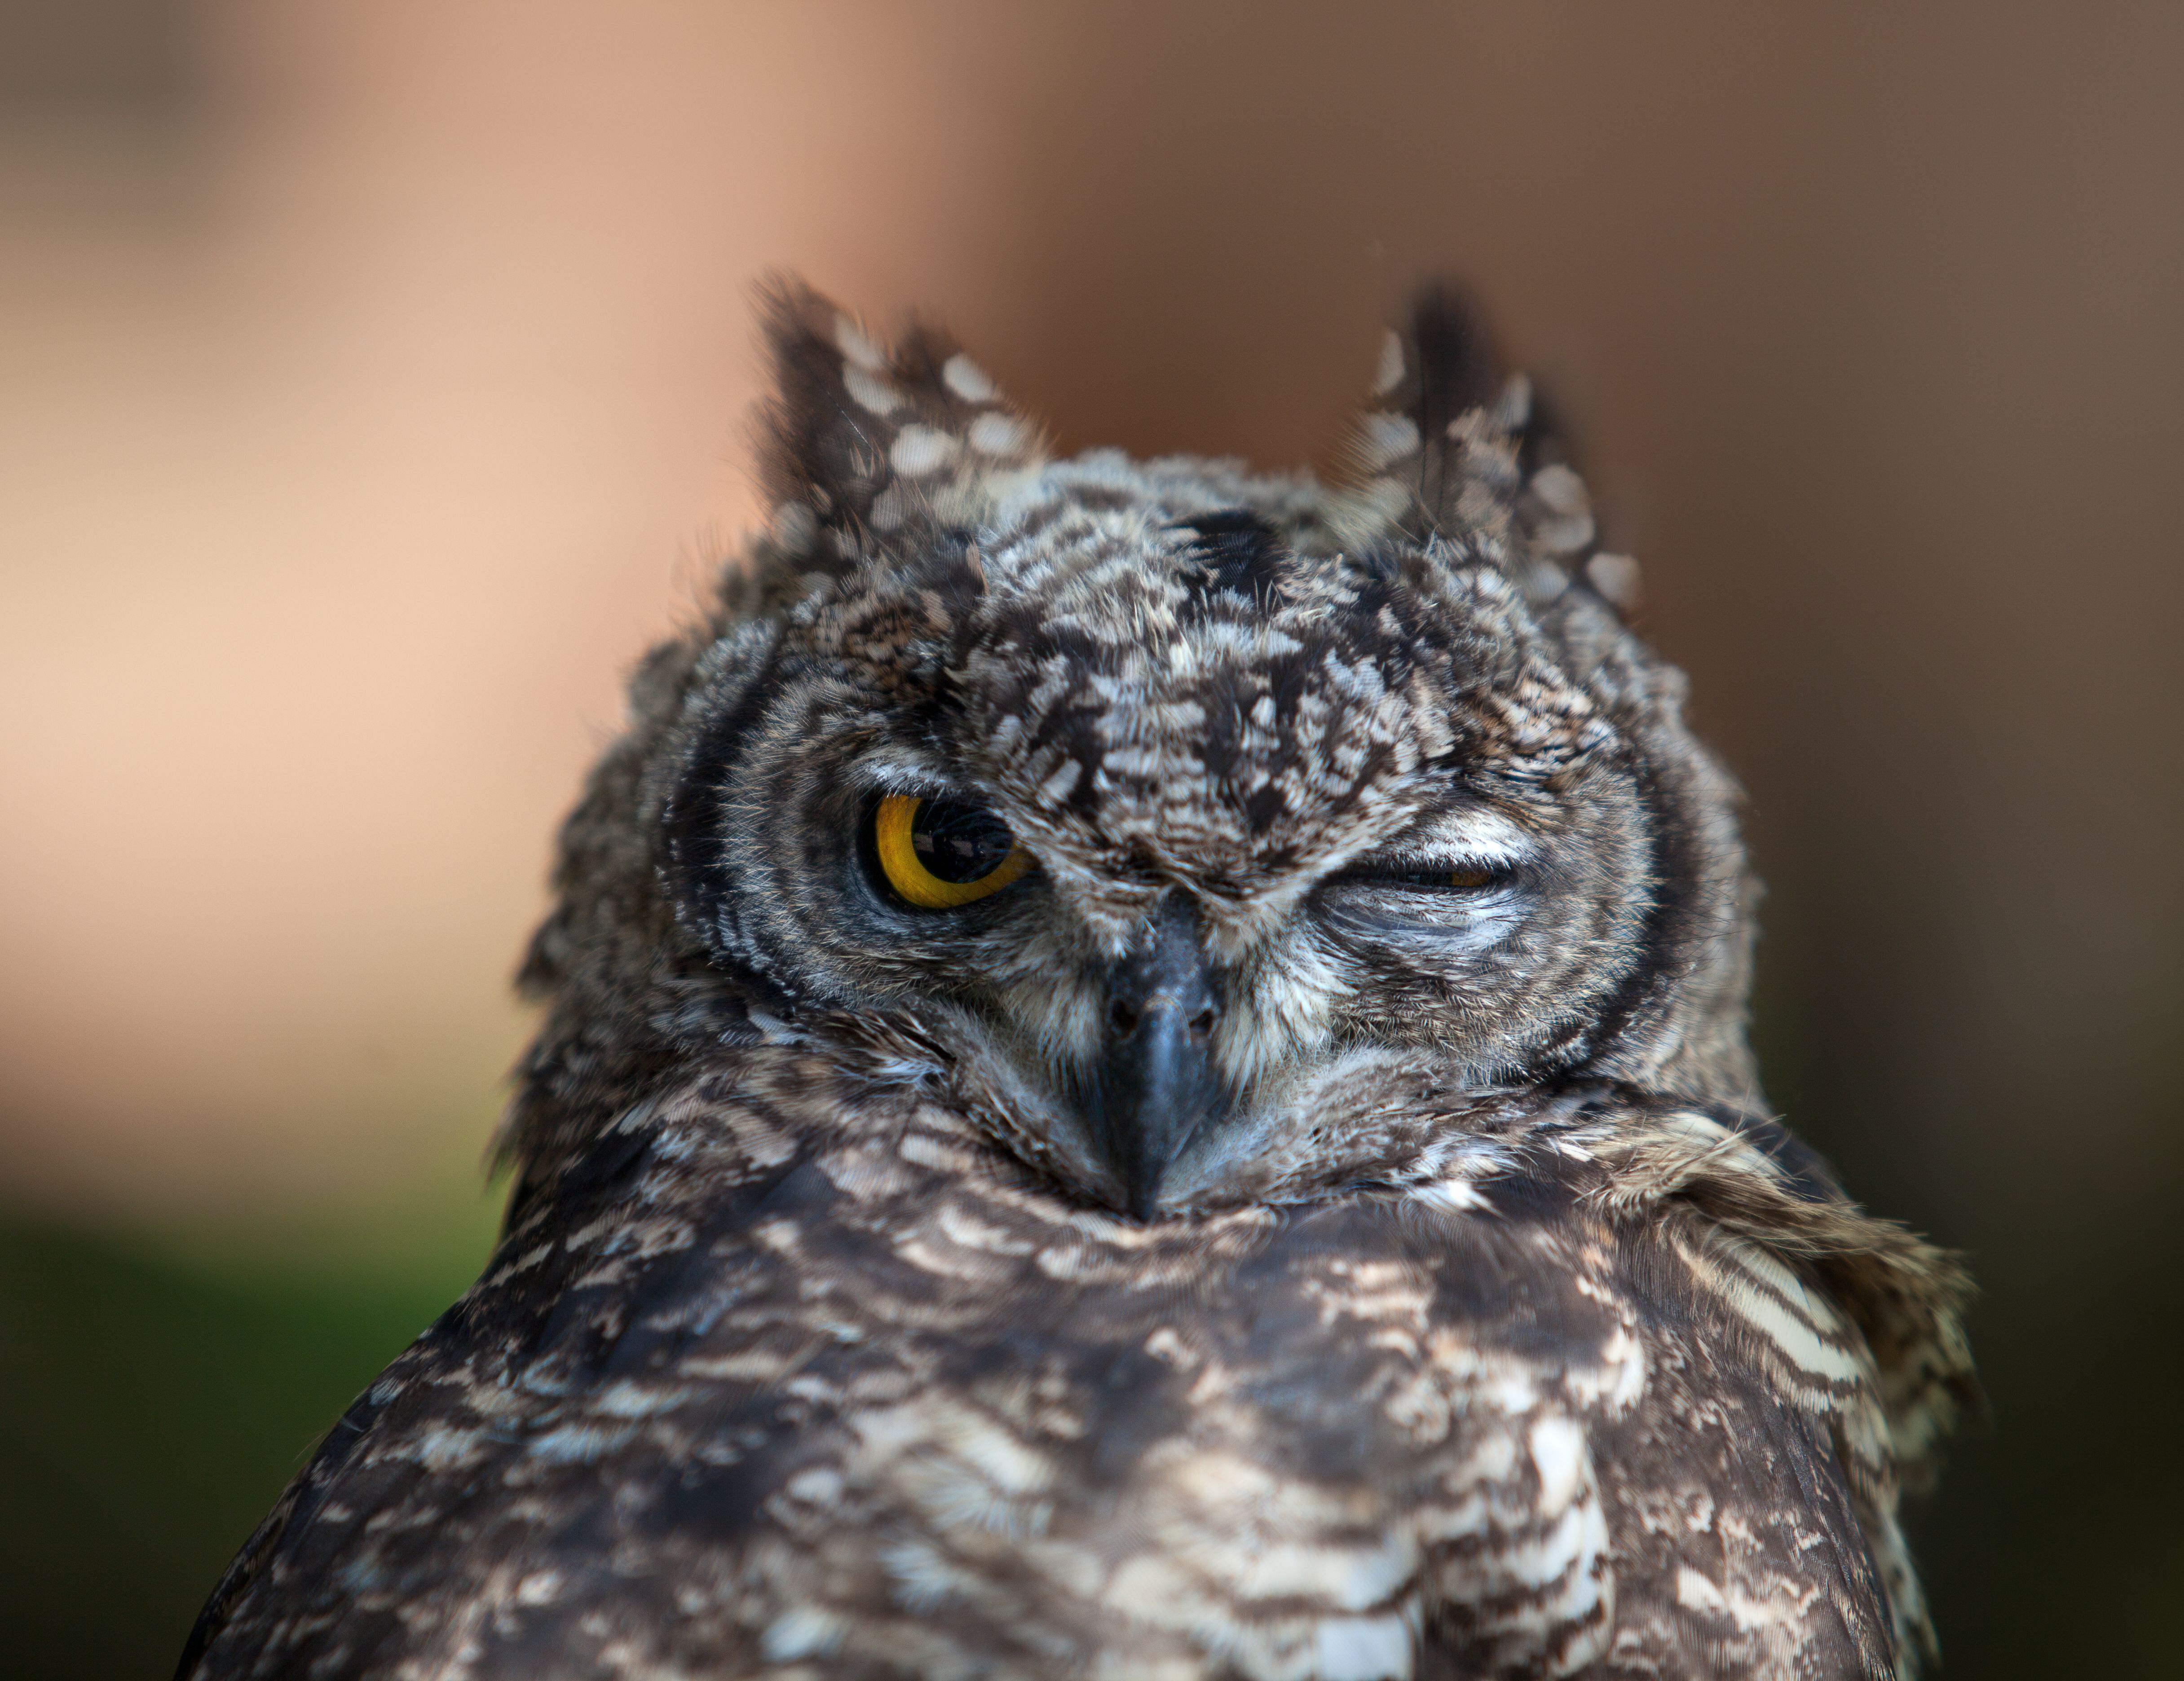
[1090,894,1229,1219]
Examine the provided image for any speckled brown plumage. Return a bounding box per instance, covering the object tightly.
[180,282,1972,1680]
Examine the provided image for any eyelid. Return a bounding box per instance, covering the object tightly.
[1325,857,1515,890]
[1408,806,1537,871]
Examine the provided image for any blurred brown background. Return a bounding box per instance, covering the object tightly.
[1,2,2177,1675]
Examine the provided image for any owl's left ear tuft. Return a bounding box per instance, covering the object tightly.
[1337,282,1637,620]
[753,277,1046,563]
[1337,283,1521,546]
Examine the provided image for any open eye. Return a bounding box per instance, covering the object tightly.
[871,794,1033,909]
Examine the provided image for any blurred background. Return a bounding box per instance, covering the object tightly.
[1,2,2176,1674]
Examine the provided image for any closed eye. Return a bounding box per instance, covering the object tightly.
[1325,860,1512,893]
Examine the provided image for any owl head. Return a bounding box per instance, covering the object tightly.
[509,282,1757,1218]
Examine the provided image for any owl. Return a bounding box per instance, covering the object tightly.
[178,282,1973,1681]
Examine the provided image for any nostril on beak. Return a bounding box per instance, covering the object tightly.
[1108,995,1217,1043]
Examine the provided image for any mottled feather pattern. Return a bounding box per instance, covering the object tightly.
[183,1053,1960,1680]
[180,280,1969,1679]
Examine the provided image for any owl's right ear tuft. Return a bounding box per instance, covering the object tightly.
[753,277,1046,566]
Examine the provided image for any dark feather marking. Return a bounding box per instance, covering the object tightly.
[1574,734,1707,1079]
[1175,509,1289,610]
[659,647,797,999]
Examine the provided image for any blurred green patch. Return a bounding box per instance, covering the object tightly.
[0,1178,503,1681]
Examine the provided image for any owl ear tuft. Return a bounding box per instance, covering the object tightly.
[754,277,1046,563]
[1340,283,1637,619]
[1339,283,1514,545]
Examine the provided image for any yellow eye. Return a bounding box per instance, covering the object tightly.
[1448,866,1499,890]
[873,794,1033,909]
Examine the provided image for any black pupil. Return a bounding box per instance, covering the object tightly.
[911,801,1015,883]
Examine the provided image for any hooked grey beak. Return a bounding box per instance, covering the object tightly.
[1088,893,1229,1218]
